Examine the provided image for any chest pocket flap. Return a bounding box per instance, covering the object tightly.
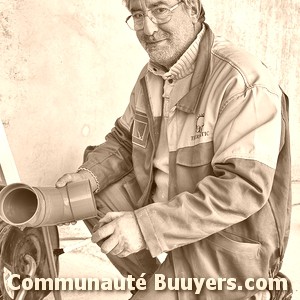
[176,142,214,167]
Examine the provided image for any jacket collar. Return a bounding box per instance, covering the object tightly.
[176,23,214,113]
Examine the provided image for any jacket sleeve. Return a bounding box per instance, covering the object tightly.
[79,92,136,192]
[135,85,283,257]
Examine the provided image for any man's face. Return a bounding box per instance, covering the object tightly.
[128,0,198,68]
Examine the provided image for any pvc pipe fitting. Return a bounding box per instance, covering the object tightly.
[0,180,97,228]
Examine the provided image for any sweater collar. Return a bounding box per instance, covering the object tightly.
[148,25,206,81]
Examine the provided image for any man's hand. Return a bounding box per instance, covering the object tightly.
[91,212,146,258]
[55,169,98,226]
[55,170,98,192]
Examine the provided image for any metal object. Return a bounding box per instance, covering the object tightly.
[0,226,59,300]
[16,255,37,300]
[53,238,91,256]
[42,227,62,300]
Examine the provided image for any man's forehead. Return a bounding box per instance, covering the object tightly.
[128,0,174,11]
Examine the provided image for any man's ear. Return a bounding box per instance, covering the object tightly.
[186,0,201,24]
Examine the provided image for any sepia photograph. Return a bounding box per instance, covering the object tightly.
[0,1,299,299]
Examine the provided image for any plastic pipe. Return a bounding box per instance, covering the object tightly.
[0,180,97,228]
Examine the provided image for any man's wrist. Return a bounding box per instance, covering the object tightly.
[77,168,100,193]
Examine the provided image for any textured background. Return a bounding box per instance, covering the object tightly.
[0,0,299,186]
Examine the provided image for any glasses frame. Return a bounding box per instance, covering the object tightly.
[125,1,183,31]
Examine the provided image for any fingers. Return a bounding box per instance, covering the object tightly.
[101,235,120,254]
[92,212,146,257]
[99,212,125,224]
[57,221,77,226]
[56,170,98,192]
[92,212,124,233]
[91,222,115,243]
[117,251,131,258]
[55,173,80,188]
[99,234,130,257]
[109,243,124,256]
[109,244,130,257]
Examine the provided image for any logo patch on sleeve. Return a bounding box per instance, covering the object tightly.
[132,111,149,148]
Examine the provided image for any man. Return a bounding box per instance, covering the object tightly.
[56,0,292,299]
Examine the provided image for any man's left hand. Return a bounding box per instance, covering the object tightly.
[91,212,146,257]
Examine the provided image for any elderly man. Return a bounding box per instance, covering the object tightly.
[56,0,292,299]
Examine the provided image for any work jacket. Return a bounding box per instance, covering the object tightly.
[81,24,291,299]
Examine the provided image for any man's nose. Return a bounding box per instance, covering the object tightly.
[143,16,158,36]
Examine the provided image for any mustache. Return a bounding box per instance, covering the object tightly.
[141,33,169,43]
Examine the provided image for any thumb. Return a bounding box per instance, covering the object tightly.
[55,174,73,188]
[55,173,80,188]
[93,212,126,232]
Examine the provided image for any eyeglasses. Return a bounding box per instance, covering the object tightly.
[125,1,183,31]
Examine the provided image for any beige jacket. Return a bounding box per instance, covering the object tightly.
[81,24,291,299]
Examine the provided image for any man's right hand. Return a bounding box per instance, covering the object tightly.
[55,170,98,192]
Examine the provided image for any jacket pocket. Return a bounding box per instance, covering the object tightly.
[207,230,261,259]
[181,231,264,298]
[174,142,214,193]
[176,142,214,167]
[94,171,142,215]
[123,173,143,208]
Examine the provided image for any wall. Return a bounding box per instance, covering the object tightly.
[0,0,299,186]
[0,0,147,185]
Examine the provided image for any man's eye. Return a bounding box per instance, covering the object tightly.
[132,12,144,20]
[152,7,169,16]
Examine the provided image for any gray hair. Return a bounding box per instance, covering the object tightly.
[123,0,205,23]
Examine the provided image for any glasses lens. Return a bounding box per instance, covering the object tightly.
[151,7,172,23]
[126,15,144,31]
[126,16,135,30]
[126,4,176,31]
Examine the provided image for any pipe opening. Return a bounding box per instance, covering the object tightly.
[3,189,38,224]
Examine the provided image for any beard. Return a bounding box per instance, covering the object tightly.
[138,32,187,68]
[137,28,196,69]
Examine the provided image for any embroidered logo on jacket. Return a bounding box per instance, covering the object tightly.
[132,111,149,148]
[191,114,210,141]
